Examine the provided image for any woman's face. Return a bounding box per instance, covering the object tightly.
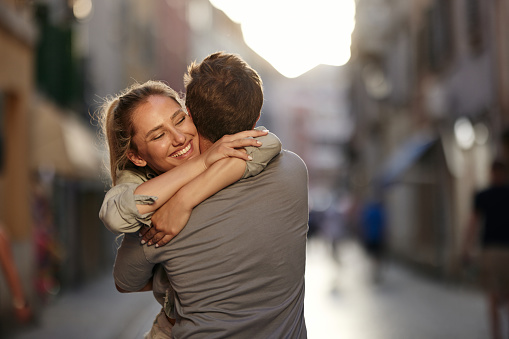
[128,95,200,174]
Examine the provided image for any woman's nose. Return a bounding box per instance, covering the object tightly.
[171,128,186,145]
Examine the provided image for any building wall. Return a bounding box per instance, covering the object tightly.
[0,3,35,240]
[347,0,507,278]
[0,0,36,330]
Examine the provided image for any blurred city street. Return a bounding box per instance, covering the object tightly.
[6,238,490,339]
[2,0,509,338]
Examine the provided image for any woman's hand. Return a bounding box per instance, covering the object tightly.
[140,196,192,248]
[200,129,268,169]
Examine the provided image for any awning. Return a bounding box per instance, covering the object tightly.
[30,96,103,180]
[378,132,436,187]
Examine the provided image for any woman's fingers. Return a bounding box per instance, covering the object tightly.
[224,138,262,149]
[139,225,150,237]
[223,129,268,142]
[141,227,158,244]
[203,129,268,166]
[155,235,173,248]
[145,232,172,248]
[141,228,175,247]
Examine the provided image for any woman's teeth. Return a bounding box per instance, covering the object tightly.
[171,143,191,158]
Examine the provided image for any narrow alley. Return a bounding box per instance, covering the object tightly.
[7,239,490,339]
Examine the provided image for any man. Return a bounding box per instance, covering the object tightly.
[462,160,509,339]
[114,52,308,338]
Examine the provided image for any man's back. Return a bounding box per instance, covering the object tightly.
[148,150,308,338]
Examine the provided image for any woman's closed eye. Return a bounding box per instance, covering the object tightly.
[153,133,164,140]
[175,114,186,125]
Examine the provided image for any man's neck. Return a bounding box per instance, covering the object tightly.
[199,135,213,153]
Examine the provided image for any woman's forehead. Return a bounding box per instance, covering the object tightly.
[132,96,183,133]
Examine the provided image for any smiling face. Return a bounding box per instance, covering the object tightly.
[128,95,200,174]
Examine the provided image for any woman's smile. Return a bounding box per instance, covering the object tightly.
[129,95,200,174]
[170,142,193,158]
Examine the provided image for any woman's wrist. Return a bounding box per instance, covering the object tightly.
[174,186,198,211]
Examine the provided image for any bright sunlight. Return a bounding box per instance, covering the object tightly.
[209,0,356,78]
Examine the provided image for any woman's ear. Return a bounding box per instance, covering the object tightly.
[127,151,147,167]
[186,107,192,119]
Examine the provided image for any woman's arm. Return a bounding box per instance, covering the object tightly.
[100,129,268,234]
[134,129,267,214]
[141,130,283,247]
[143,157,246,247]
[243,129,281,178]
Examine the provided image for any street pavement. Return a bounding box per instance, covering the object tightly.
[6,239,490,339]
[304,239,490,339]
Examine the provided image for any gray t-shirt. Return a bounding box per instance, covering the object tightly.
[114,150,309,339]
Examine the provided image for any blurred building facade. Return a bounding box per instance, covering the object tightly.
[0,0,106,332]
[0,0,35,240]
[0,0,38,328]
[347,0,509,278]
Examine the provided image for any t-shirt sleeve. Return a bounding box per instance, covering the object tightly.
[113,233,155,291]
[243,129,282,179]
[99,182,158,234]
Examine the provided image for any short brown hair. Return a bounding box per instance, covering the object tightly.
[184,52,263,142]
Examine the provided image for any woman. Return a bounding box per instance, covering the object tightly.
[98,80,281,338]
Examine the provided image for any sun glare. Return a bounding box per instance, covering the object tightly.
[209,0,356,78]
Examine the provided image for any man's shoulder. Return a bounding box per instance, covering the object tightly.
[270,149,308,173]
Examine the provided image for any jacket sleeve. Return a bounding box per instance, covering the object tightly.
[99,183,158,234]
[113,233,155,291]
[243,130,282,179]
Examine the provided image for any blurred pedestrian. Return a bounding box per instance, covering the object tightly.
[461,160,509,339]
[32,178,62,302]
[321,205,347,261]
[0,225,33,324]
[360,198,386,283]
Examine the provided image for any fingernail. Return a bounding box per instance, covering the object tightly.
[141,240,146,245]
[247,155,253,161]
[138,233,142,237]
[147,241,152,246]
[256,140,262,145]
[263,129,269,133]
[155,244,159,248]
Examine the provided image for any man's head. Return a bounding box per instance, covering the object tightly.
[490,160,508,185]
[184,52,263,149]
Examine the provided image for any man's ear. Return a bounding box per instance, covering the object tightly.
[252,113,261,129]
[127,150,147,167]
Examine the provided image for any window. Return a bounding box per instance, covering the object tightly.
[465,0,484,53]
[419,0,454,73]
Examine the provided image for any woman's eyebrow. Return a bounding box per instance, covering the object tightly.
[171,108,185,119]
[145,124,163,139]
[144,108,184,139]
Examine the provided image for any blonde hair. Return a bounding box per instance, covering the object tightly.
[98,80,185,186]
